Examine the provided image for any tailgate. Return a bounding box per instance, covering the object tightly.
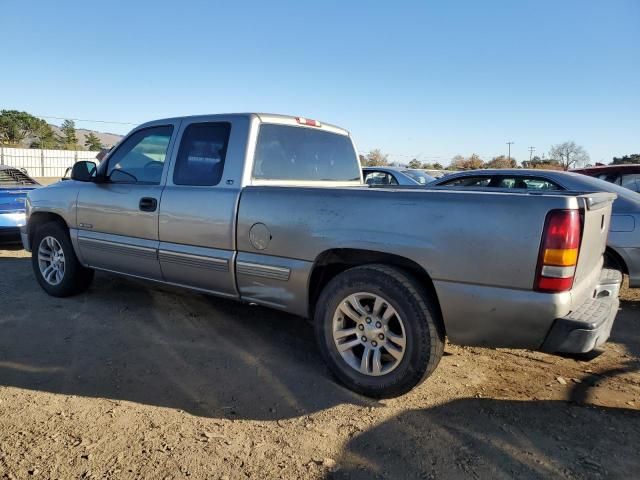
[573,192,616,290]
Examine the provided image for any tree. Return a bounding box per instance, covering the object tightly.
[0,110,43,146]
[611,154,640,165]
[432,162,443,170]
[548,141,589,170]
[407,159,422,169]
[361,149,389,167]
[449,155,467,170]
[522,155,563,170]
[84,132,103,151]
[58,119,78,150]
[486,155,516,169]
[451,154,484,170]
[30,119,56,149]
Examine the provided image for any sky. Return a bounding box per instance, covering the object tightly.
[2,0,638,165]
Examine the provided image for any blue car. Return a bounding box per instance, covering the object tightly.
[0,165,40,243]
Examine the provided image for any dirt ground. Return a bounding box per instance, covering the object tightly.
[0,247,638,480]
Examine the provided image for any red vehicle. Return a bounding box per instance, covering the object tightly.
[572,164,640,193]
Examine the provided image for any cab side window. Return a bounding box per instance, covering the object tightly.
[173,122,231,186]
[107,126,174,184]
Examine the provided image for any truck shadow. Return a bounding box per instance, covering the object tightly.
[0,256,370,420]
[332,293,640,479]
[330,398,640,479]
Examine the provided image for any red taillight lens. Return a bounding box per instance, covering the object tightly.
[534,210,582,293]
[544,210,581,250]
[296,117,321,127]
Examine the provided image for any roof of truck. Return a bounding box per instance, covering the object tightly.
[136,113,350,136]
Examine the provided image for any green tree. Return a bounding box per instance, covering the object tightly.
[549,141,589,170]
[58,119,78,150]
[30,119,56,149]
[611,154,640,165]
[0,110,43,146]
[84,132,103,151]
[432,162,443,170]
[407,159,422,169]
[486,155,517,169]
[361,149,389,167]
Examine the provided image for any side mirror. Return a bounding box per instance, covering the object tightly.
[70,161,97,182]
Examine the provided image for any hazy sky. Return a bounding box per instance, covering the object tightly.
[2,0,638,165]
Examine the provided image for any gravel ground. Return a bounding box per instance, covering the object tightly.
[0,247,638,479]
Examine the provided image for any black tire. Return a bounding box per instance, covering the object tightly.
[31,221,94,297]
[314,264,445,398]
[604,250,625,275]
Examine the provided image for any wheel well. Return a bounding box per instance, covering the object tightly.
[308,248,442,323]
[604,247,628,274]
[27,212,68,249]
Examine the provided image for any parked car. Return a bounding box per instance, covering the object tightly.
[23,114,620,397]
[0,165,40,243]
[363,166,435,186]
[431,169,640,288]
[572,164,640,193]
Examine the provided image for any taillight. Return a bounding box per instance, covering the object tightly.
[534,210,582,293]
[296,117,321,127]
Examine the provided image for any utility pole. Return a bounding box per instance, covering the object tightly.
[506,141,514,163]
[528,146,535,161]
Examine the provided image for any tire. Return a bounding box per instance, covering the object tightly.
[604,250,625,275]
[31,221,94,297]
[314,264,444,398]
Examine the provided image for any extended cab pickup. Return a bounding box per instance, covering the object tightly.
[22,113,621,397]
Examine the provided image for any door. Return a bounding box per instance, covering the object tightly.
[76,124,177,279]
[158,117,247,297]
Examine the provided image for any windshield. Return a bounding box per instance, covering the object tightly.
[253,124,361,182]
[0,168,38,186]
[402,169,435,185]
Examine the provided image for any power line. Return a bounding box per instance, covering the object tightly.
[528,146,535,161]
[35,114,137,126]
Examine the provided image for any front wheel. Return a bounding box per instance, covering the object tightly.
[314,264,444,398]
[31,221,94,297]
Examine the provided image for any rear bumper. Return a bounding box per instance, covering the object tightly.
[0,212,25,228]
[541,269,622,354]
[0,226,21,243]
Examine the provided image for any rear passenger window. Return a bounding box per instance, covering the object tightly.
[497,177,560,190]
[253,124,360,181]
[621,174,640,192]
[441,176,492,187]
[173,122,231,186]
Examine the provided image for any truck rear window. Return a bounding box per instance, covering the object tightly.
[253,124,360,181]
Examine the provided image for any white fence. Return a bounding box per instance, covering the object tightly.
[0,147,99,178]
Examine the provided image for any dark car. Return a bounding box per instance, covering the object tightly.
[0,166,40,243]
[572,164,640,193]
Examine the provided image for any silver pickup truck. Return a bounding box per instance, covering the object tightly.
[22,113,621,397]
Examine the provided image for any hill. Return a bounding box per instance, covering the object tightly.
[48,124,123,148]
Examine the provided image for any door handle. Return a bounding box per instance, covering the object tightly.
[139,197,158,212]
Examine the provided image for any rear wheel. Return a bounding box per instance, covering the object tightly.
[31,222,94,297]
[314,264,444,398]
